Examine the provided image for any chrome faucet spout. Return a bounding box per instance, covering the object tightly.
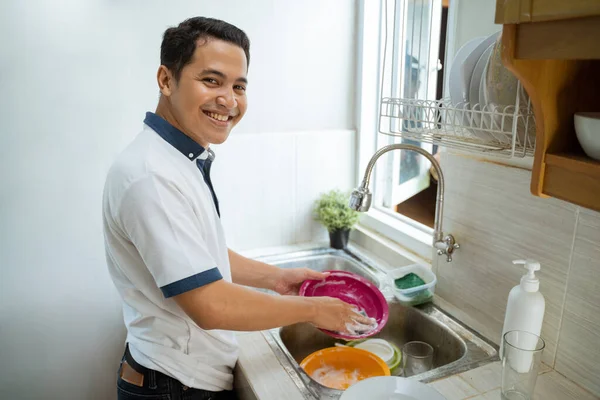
[350,144,459,262]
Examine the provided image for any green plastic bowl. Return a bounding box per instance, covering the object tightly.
[344,339,402,372]
[388,343,402,372]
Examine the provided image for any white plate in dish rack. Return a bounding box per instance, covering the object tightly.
[449,31,500,106]
[469,43,494,112]
[448,36,484,106]
[340,376,447,400]
[468,43,495,139]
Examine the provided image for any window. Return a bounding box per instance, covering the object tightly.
[356,0,452,260]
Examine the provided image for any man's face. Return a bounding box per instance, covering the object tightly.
[161,38,248,147]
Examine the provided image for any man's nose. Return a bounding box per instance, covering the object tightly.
[216,87,237,110]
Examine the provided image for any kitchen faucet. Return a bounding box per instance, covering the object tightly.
[349,144,459,262]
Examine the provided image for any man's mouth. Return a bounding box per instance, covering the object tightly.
[203,111,233,122]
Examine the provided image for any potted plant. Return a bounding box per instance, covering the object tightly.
[313,189,360,249]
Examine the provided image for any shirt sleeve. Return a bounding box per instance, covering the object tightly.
[118,173,222,298]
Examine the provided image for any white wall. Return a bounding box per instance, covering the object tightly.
[0,1,357,398]
[452,0,500,56]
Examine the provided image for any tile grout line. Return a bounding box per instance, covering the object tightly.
[457,373,484,395]
[547,369,599,398]
[553,206,580,369]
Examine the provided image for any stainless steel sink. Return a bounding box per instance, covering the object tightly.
[254,247,387,289]
[254,247,499,399]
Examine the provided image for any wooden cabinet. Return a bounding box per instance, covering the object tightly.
[495,0,600,24]
[496,1,600,212]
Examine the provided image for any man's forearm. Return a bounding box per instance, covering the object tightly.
[228,248,281,291]
[173,279,315,331]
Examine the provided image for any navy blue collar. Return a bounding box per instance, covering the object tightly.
[144,112,206,161]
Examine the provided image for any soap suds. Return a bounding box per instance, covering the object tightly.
[312,279,346,290]
[309,364,362,389]
[342,307,378,336]
[345,317,378,336]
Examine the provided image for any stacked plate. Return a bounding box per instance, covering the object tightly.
[448,31,531,144]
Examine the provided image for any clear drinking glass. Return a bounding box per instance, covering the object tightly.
[402,341,434,377]
[502,330,545,400]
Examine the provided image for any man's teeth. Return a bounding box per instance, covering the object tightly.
[208,112,229,122]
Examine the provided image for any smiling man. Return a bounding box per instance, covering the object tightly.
[102,17,370,400]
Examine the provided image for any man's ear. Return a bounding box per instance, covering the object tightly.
[157,65,175,96]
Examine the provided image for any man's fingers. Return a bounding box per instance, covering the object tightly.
[352,315,375,325]
[303,268,330,280]
[349,308,375,325]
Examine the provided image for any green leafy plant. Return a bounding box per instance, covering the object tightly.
[313,189,360,233]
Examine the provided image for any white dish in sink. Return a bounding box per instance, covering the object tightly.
[340,376,447,400]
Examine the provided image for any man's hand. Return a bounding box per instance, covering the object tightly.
[273,268,329,296]
[308,297,375,334]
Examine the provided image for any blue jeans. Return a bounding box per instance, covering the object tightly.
[117,345,237,400]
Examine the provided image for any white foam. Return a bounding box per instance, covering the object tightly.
[312,279,346,290]
[309,364,361,388]
[342,306,378,335]
[345,317,378,336]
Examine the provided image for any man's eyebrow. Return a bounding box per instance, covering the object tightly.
[200,68,248,84]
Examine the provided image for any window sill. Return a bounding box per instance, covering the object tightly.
[358,207,434,262]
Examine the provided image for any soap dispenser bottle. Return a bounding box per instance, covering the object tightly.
[499,259,546,359]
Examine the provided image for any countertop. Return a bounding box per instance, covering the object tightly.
[235,243,599,400]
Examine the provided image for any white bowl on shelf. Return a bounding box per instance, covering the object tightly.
[574,112,600,161]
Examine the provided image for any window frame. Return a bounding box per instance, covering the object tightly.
[354,0,459,261]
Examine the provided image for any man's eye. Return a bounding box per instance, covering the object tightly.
[203,78,218,84]
[234,85,246,91]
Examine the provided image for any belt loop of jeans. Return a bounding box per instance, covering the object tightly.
[148,369,156,390]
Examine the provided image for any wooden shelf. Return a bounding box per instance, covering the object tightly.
[544,154,600,212]
[496,0,600,24]
[498,3,600,212]
[545,154,600,179]
[514,15,600,60]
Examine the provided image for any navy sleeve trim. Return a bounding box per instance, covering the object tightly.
[160,268,223,298]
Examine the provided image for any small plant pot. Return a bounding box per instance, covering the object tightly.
[329,229,350,249]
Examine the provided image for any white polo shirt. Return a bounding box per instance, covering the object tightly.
[102,112,237,391]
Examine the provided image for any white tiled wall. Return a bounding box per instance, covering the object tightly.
[212,129,356,251]
[554,208,600,396]
[433,151,600,397]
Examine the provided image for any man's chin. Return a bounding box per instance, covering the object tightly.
[207,131,231,146]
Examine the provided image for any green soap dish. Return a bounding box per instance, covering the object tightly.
[394,272,426,290]
[388,264,436,306]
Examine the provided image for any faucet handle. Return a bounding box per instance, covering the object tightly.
[435,234,459,263]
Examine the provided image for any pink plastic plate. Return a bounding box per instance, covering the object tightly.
[299,270,389,340]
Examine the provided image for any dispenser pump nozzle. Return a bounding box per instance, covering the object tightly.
[513,259,541,292]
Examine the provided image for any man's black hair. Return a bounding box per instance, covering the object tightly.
[161,17,250,80]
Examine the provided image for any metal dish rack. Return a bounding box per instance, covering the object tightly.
[378,0,536,158]
[379,95,536,158]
